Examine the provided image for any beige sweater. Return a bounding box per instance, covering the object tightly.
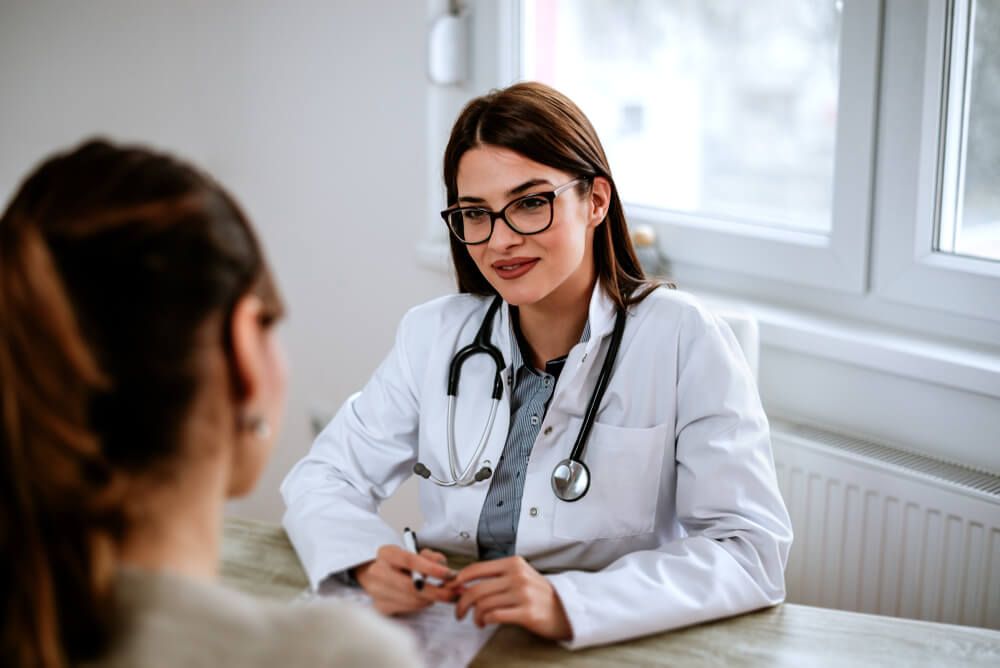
[81,568,420,668]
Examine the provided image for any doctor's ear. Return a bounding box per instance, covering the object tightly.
[587,177,611,227]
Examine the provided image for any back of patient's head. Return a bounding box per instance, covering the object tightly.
[0,139,282,667]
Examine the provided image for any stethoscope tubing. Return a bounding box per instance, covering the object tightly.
[566,306,627,464]
[414,295,627,502]
[446,395,499,485]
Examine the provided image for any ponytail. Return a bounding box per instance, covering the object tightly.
[0,218,123,667]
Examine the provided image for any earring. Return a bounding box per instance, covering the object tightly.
[241,414,272,440]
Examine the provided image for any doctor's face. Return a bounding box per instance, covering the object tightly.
[455,145,607,311]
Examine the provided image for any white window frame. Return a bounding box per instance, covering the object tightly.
[872,0,1000,321]
[626,0,881,294]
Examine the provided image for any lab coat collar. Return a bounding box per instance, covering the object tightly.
[585,281,618,348]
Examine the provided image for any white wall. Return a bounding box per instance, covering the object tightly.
[0,1,452,523]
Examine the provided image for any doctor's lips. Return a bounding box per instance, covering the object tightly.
[491,257,539,279]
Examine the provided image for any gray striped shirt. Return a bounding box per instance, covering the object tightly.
[476,313,590,560]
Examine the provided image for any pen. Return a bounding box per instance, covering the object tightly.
[402,527,425,591]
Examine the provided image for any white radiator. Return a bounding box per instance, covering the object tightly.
[771,419,1000,629]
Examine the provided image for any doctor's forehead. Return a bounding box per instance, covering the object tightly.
[456,146,567,202]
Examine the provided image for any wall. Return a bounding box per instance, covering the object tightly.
[0,0,452,523]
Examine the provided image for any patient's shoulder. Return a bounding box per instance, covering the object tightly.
[86,568,418,668]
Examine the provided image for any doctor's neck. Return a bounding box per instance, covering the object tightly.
[514,276,596,370]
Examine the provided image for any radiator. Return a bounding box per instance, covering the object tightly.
[771,419,1000,629]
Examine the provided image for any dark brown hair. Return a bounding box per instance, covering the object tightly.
[442,82,669,309]
[0,139,282,667]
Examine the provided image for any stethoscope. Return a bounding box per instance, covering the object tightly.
[413,295,626,502]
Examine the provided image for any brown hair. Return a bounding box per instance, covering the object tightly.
[442,82,669,309]
[0,139,283,667]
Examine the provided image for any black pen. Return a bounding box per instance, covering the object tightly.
[402,527,425,591]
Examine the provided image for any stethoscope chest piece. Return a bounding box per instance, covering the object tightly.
[551,458,590,502]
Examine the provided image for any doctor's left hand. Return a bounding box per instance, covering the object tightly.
[450,556,572,641]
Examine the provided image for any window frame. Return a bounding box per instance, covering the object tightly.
[872,0,1000,322]
[619,0,883,294]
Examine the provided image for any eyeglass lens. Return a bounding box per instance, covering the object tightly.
[447,195,553,243]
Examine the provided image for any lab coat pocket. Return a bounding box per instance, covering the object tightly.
[552,418,670,541]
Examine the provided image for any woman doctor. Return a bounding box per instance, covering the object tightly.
[281,82,793,649]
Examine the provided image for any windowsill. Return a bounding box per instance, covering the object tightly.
[692,290,1000,401]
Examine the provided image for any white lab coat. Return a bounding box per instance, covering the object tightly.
[281,285,793,649]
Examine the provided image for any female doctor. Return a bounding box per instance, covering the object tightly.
[281,82,793,649]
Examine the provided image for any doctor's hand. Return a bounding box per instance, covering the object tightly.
[450,556,572,641]
[354,544,457,616]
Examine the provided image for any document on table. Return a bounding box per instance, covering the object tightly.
[297,579,498,667]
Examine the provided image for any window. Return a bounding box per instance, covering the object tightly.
[938,0,1000,262]
[524,0,841,235]
[515,0,1000,322]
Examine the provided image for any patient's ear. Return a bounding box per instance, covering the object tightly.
[229,294,267,404]
[226,292,285,496]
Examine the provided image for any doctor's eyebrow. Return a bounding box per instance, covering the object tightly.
[458,179,553,204]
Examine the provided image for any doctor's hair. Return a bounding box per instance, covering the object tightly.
[0,139,283,667]
[442,82,671,309]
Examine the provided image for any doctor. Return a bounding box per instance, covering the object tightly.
[282,82,793,649]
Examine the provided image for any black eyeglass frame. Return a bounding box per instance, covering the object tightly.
[441,177,589,245]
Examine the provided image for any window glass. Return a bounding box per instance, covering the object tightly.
[522,0,842,234]
[940,0,1000,262]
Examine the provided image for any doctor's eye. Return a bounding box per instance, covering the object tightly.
[512,196,549,216]
[461,209,489,222]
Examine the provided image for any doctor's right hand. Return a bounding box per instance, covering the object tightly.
[354,544,457,615]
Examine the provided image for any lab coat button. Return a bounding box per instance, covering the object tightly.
[543,426,553,435]
[459,531,470,540]
[529,507,538,517]
[581,353,588,363]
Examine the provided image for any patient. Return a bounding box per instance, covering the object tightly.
[0,140,419,667]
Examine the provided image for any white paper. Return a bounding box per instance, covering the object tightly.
[297,580,498,668]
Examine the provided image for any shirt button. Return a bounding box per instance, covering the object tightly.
[529,507,539,517]
[530,415,540,426]
[544,426,553,435]
[543,377,551,386]
[459,531,470,540]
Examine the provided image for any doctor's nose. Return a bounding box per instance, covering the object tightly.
[488,216,524,251]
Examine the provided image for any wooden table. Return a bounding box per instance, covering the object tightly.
[221,517,1000,667]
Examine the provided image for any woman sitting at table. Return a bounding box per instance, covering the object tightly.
[0,140,419,668]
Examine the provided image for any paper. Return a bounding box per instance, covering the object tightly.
[297,580,498,668]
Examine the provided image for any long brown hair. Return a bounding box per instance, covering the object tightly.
[442,82,669,310]
[0,139,282,667]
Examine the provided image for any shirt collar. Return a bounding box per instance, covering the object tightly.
[497,281,615,372]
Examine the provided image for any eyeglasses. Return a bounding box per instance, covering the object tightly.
[441,178,587,245]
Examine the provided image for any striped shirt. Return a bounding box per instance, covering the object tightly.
[476,311,590,560]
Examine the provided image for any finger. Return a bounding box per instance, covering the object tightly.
[470,592,522,628]
[401,551,456,581]
[482,605,531,627]
[452,556,520,586]
[419,582,459,603]
[419,548,449,566]
[368,560,437,604]
[455,576,511,620]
